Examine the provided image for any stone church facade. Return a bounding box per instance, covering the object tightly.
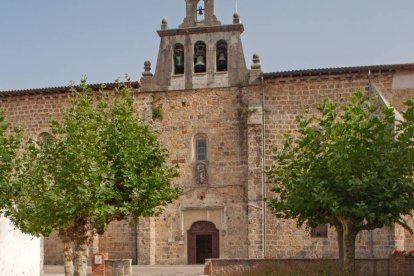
[1,0,414,265]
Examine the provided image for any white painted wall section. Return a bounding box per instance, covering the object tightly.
[0,215,42,276]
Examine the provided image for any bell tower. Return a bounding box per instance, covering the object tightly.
[180,0,221,28]
[141,0,259,92]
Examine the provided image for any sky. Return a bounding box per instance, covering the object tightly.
[1,0,414,91]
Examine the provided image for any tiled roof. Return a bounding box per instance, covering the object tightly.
[263,63,414,79]
[1,62,413,94]
[0,81,140,97]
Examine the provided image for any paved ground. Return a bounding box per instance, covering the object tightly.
[44,265,205,276]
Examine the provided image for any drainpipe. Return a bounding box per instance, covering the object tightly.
[368,69,375,258]
[134,221,138,265]
[260,73,266,258]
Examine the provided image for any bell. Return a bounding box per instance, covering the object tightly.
[175,55,184,68]
[195,55,206,73]
[218,52,226,62]
[198,6,204,15]
[175,55,184,74]
[217,52,227,71]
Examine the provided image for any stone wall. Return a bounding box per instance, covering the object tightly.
[44,234,65,265]
[134,86,251,264]
[99,220,137,263]
[261,72,403,259]
[1,67,414,265]
[204,258,389,276]
[389,254,414,276]
[0,92,68,136]
[0,92,68,265]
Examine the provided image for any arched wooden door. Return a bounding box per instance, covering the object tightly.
[187,221,219,264]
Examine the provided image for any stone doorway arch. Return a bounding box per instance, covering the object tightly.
[187,221,219,264]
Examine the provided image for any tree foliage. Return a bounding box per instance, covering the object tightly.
[6,79,180,275]
[267,90,414,271]
[0,113,22,213]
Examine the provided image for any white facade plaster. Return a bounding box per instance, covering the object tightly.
[392,72,414,90]
[0,216,42,276]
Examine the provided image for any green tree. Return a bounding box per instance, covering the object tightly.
[0,113,22,213]
[7,79,180,276]
[267,91,414,272]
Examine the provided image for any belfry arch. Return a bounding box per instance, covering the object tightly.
[180,0,220,28]
[142,0,248,92]
[196,0,205,22]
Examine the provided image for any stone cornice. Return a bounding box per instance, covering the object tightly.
[157,24,244,37]
[0,81,140,97]
[263,63,414,79]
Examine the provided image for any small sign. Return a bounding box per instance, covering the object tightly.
[178,240,185,245]
[94,255,103,265]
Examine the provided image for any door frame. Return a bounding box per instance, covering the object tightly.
[187,221,219,264]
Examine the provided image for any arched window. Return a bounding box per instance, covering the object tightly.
[174,43,185,75]
[216,40,228,72]
[194,41,207,73]
[38,132,52,146]
[194,133,208,161]
[196,0,205,22]
[194,134,208,185]
[196,138,207,161]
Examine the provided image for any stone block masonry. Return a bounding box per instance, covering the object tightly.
[2,0,414,266]
[204,258,389,276]
[1,67,414,265]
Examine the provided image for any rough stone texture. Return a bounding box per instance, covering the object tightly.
[137,217,155,265]
[204,258,389,276]
[180,0,221,28]
[406,256,414,276]
[0,92,69,266]
[141,0,248,92]
[44,234,65,265]
[134,87,250,264]
[2,0,414,265]
[0,92,67,136]
[389,254,405,276]
[99,220,138,264]
[143,28,248,92]
[1,69,414,265]
[262,73,400,259]
[105,259,132,276]
[247,105,264,259]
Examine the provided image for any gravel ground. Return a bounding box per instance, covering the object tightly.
[44,265,205,276]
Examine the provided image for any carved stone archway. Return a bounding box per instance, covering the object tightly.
[187,221,219,264]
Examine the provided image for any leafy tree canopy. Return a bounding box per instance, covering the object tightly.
[7,78,180,237]
[267,90,414,270]
[0,113,22,212]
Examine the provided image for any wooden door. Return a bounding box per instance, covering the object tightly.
[187,221,219,264]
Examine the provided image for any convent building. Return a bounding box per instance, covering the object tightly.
[1,0,414,265]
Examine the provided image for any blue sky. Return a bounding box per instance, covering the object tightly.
[1,0,414,91]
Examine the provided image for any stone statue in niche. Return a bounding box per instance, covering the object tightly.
[195,162,208,185]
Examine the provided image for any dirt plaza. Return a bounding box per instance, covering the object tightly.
[44,265,205,276]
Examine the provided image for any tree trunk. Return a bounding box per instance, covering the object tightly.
[74,241,89,276]
[59,231,74,276]
[335,223,344,262]
[63,241,74,276]
[73,218,93,276]
[341,219,357,273]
